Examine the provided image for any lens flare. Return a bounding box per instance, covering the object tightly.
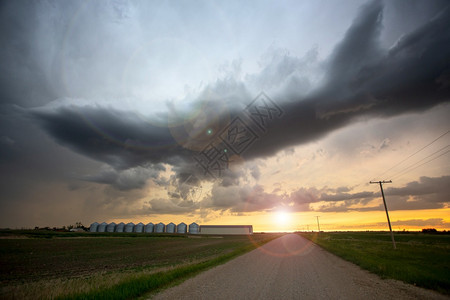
[272,210,293,231]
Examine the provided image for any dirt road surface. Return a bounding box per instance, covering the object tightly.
[151,234,447,300]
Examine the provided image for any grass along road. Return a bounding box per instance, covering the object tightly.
[152,233,446,300]
[299,232,450,295]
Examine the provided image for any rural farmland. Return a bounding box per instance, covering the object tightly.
[0,230,280,299]
[1,230,449,299]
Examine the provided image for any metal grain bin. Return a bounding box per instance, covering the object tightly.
[115,222,125,232]
[177,222,187,234]
[89,222,99,232]
[134,222,144,233]
[97,222,108,232]
[155,222,165,233]
[106,222,116,233]
[145,223,154,233]
[189,222,199,234]
[124,222,135,233]
[166,222,176,233]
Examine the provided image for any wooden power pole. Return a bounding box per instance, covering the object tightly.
[370,180,396,249]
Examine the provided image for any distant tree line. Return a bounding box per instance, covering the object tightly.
[34,222,87,232]
[421,228,449,234]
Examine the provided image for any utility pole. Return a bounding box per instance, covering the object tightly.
[370,180,396,249]
[315,216,321,232]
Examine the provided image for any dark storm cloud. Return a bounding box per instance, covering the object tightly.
[137,198,199,215]
[81,164,165,190]
[244,1,450,160]
[31,105,193,170]
[29,1,450,178]
[0,1,56,107]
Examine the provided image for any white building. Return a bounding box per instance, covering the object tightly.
[199,225,253,235]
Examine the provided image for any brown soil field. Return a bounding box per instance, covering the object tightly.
[0,232,281,299]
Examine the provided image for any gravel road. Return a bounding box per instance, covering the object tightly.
[151,233,448,300]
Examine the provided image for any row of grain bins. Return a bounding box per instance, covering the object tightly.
[89,222,199,234]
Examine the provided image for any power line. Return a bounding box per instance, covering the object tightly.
[391,149,450,181]
[352,130,449,200]
[376,130,449,179]
[389,144,449,180]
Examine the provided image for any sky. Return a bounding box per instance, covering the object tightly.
[0,0,449,232]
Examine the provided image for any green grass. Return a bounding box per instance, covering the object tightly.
[0,231,281,299]
[300,232,450,295]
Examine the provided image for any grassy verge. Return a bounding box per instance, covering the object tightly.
[0,232,281,299]
[299,232,450,295]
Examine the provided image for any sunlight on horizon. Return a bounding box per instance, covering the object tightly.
[271,210,295,231]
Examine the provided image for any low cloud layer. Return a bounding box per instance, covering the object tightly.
[108,174,446,215]
[388,218,449,227]
[199,176,450,214]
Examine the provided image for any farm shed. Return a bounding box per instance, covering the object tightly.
[199,225,253,235]
[135,222,144,233]
[166,222,176,233]
[177,222,187,234]
[89,222,99,232]
[106,222,116,232]
[115,222,125,232]
[145,222,154,233]
[125,222,135,233]
[97,222,108,232]
[189,222,199,234]
[155,222,165,233]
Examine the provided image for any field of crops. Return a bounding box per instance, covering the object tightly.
[0,230,281,299]
[299,232,450,295]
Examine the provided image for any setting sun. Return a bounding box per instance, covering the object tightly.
[271,211,294,231]
[274,211,289,224]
